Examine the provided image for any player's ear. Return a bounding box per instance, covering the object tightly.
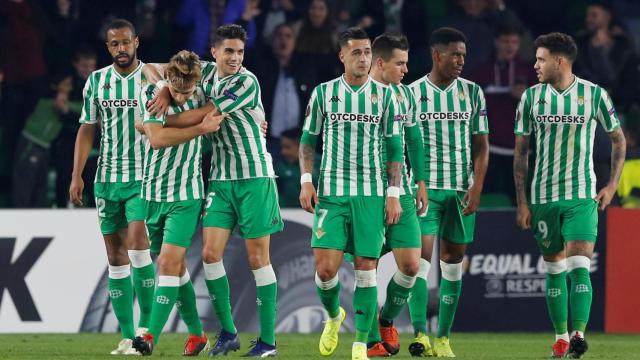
[134,36,139,49]
[211,46,217,60]
[338,49,345,64]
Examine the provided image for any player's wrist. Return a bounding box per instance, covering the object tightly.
[300,172,312,185]
[156,80,168,90]
[386,186,400,198]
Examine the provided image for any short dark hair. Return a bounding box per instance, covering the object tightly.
[372,33,409,61]
[106,19,137,37]
[534,32,577,62]
[338,27,369,48]
[429,27,467,48]
[281,127,302,141]
[495,22,523,38]
[73,45,97,62]
[214,24,248,45]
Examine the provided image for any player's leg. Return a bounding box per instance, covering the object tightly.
[201,180,240,354]
[311,197,349,356]
[176,259,210,356]
[531,201,571,358]
[562,199,598,359]
[123,182,155,333]
[351,196,386,360]
[95,184,136,353]
[433,190,474,357]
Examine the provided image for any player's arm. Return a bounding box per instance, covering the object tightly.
[513,89,533,229]
[299,86,324,213]
[384,91,403,225]
[70,76,98,206]
[464,85,490,216]
[166,102,218,128]
[404,94,429,215]
[594,88,627,209]
[142,63,171,116]
[144,118,224,149]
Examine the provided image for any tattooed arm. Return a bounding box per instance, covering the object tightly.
[299,133,318,213]
[595,127,626,209]
[514,135,531,229]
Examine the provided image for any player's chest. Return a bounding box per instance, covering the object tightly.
[322,91,386,128]
[96,76,143,111]
[414,89,473,123]
[529,94,595,127]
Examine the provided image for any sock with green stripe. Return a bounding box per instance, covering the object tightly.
[203,261,237,334]
[436,261,462,338]
[176,270,203,336]
[108,264,135,339]
[148,275,180,344]
[128,249,155,329]
[254,265,277,346]
[409,259,430,336]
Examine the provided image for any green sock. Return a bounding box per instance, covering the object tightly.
[546,271,568,334]
[354,286,377,343]
[256,282,277,345]
[176,278,203,336]
[205,275,237,334]
[253,265,277,346]
[380,272,413,323]
[569,267,592,332]
[436,277,461,338]
[149,276,180,343]
[367,308,381,343]
[108,268,135,339]
[409,276,428,336]
[316,276,341,318]
[132,263,155,329]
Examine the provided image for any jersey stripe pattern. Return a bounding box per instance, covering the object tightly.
[201,64,275,180]
[80,62,146,183]
[140,84,205,202]
[303,76,401,197]
[515,76,620,204]
[410,75,489,191]
[383,83,417,196]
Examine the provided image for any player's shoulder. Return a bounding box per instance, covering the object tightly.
[87,64,113,81]
[456,76,482,91]
[408,73,429,89]
[575,76,601,92]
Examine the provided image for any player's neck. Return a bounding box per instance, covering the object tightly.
[344,72,368,86]
[113,59,139,76]
[550,72,575,92]
[369,69,387,85]
[427,71,455,89]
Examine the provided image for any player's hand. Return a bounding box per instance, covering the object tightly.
[148,87,171,116]
[415,180,428,216]
[299,182,318,213]
[69,176,84,206]
[385,197,402,225]
[516,203,531,230]
[595,184,616,210]
[201,111,227,133]
[134,120,145,134]
[462,185,481,216]
[260,120,268,137]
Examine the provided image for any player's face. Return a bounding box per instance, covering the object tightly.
[73,57,96,81]
[212,39,245,77]
[340,39,372,78]
[168,82,196,106]
[106,27,138,69]
[381,49,408,85]
[534,47,560,84]
[434,42,465,80]
[280,137,299,164]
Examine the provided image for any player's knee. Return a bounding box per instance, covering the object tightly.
[399,259,420,277]
[108,264,130,279]
[202,247,223,263]
[128,249,152,268]
[106,249,129,266]
[252,264,277,286]
[315,267,338,282]
[247,253,270,269]
[156,253,182,275]
[417,259,431,280]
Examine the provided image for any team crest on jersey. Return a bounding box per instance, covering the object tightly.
[316,228,325,239]
[371,94,379,104]
[458,91,465,100]
[577,96,584,105]
[396,92,404,103]
[541,239,551,248]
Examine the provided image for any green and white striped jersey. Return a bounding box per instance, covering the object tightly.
[514,76,620,204]
[80,61,146,183]
[201,64,275,180]
[382,83,418,196]
[140,84,205,202]
[410,75,489,191]
[303,76,402,197]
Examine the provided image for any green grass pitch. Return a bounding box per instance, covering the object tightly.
[0,332,638,359]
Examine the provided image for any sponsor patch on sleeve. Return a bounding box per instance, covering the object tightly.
[223,89,238,100]
[480,109,487,117]
[608,107,616,116]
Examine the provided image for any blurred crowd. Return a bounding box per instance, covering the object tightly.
[2,0,640,209]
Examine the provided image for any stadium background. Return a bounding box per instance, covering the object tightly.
[1,0,639,354]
